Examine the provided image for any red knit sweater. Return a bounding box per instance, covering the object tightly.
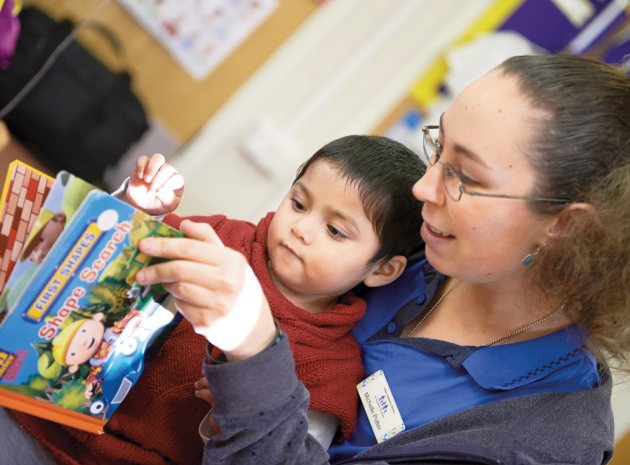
[14,212,365,465]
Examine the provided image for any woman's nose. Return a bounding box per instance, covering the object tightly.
[412,164,444,205]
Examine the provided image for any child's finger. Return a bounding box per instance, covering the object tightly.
[155,175,185,205]
[149,164,177,193]
[194,388,213,405]
[133,155,150,180]
[159,172,185,193]
[194,376,210,390]
[144,153,166,182]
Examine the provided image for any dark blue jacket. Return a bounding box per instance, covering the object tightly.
[201,334,613,465]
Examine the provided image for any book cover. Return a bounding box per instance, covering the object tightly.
[0,189,182,433]
[0,170,96,321]
[0,160,55,293]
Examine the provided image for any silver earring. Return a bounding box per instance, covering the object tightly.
[521,246,541,267]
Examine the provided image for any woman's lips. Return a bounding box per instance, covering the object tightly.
[421,221,454,242]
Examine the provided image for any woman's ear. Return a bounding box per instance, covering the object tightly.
[546,202,595,238]
[363,255,407,288]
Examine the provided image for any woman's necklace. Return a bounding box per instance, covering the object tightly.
[482,303,564,347]
[405,279,564,347]
[406,279,460,338]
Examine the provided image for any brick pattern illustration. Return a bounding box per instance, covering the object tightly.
[0,162,54,292]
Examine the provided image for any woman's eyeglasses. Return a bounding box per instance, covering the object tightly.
[420,125,569,203]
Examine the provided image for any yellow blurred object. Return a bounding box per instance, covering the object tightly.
[0,121,9,151]
[410,0,524,107]
[610,428,630,464]
[0,0,22,15]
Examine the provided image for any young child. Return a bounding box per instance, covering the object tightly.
[123,135,424,447]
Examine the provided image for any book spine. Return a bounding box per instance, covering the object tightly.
[0,386,105,433]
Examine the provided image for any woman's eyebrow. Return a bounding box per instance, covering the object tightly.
[453,144,490,169]
[441,113,490,169]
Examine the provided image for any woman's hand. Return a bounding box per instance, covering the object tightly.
[124,153,184,216]
[135,220,276,361]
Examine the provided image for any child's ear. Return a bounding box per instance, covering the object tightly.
[363,255,407,288]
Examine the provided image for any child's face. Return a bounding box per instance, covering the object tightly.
[64,319,105,366]
[267,160,382,311]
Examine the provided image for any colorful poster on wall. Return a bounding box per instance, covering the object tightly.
[118,0,278,81]
[409,0,629,108]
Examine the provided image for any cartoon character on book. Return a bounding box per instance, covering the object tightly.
[46,286,175,417]
[51,311,142,400]
[22,212,67,264]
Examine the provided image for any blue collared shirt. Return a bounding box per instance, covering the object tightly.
[329,260,600,462]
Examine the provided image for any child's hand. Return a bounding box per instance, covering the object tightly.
[135,220,277,361]
[195,377,222,439]
[194,375,213,405]
[124,153,184,216]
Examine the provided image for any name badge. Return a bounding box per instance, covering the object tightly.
[357,369,405,443]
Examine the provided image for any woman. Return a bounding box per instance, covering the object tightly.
[134,54,629,464]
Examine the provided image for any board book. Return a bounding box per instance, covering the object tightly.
[0,161,182,433]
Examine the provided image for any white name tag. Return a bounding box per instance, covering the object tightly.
[357,369,405,443]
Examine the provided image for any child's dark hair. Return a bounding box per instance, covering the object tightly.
[294,135,424,263]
